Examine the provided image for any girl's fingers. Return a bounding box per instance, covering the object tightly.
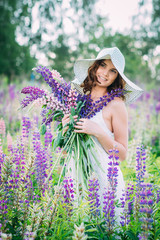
[62,114,78,129]
[74,125,82,129]
[74,129,82,133]
[62,114,70,120]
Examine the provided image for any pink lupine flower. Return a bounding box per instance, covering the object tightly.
[7,132,12,152]
[67,89,78,111]
[0,138,3,160]
[0,118,5,138]
[51,69,64,83]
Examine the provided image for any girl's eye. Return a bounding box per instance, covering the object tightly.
[100,62,106,67]
[111,69,117,74]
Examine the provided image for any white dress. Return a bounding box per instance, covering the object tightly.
[67,109,125,222]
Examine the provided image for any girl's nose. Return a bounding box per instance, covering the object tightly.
[103,68,109,76]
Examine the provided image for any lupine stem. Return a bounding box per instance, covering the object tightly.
[45,131,75,185]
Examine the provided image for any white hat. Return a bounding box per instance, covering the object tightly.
[72,47,143,104]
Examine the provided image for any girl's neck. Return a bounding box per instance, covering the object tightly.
[91,86,108,101]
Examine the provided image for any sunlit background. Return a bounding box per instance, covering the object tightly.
[0,0,160,88]
[0,1,160,238]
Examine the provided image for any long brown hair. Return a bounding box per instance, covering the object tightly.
[80,59,126,100]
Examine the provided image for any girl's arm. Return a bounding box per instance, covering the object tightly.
[74,99,128,161]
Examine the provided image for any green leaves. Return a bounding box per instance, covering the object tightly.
[125,230,139,240]
[53,130,64,149]
[76,100,86,115]
[40,124,46,135]
[52,109,64,121]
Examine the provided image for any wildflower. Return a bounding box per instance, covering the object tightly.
[67,89,78,112]
[22,117,32,146]
[0,118,5,138]
[0,139,4,184]
[138,182,154,239]
[1,233,12,240]
[8,84,15,100]
[33,131,48,194]
[34,66,71,104]
[72,222,88,240]
[155,101,160,114]
[135,145,147,216]
[21,67,127,189]
[78,89,127,119]
[103,149,119,230]
[120,183,134,227]
[7,132,12,152]
[51,69,64,83]
[136,146,146,186]
[21,86,47,108]
[156,189,160,203]
[44,126,53,150]
[88,173,100,216]
[62,177,74,204]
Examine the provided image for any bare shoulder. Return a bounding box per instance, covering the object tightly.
[104,97,127,113]
[110,97,126,108]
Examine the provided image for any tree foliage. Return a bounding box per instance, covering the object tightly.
[132,0,160,53]
[0,0,155,87]
[0,0,36,82]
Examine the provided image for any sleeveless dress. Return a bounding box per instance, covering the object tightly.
[67,109,125,222]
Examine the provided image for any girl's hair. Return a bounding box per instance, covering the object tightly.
[80,59,126,100]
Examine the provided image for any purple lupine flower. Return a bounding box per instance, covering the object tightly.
[44,127,53,150]
[62,177,74,203]
[32,131,48,194]
[24,230,36,240]
[138,182,154,240]
[8,84,15,101]
[44,126,54,171]
[134,145,147,218]
[1,144,28,223]
[21,67,127,128]
[61,177,74,214]
[103,149,119,231]
[136,146,146,186]
[34,66,71,104]
[120,183,135,227]
[145,92,151,101]
[0,90,5,104]
[88,174,100,216]
[155,102,160,114]
[156,189,160,203]
[40,93,67,125]
[78,89,127,119]
[22,117,32,141]
[11,143,26,175]
[21,86,47,108]
[0,139,4,185]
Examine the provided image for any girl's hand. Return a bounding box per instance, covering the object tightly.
[74,118,100,135]
[62,114,78,134]
[62,114,70,128]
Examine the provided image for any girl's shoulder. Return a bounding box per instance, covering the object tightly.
[108,97,126,108]
[104,97,127,115]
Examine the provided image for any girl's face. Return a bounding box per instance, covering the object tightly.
[95,59,118,88]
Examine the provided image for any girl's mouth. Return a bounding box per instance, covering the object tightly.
[98,75,107,81]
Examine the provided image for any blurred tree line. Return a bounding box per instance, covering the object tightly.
[0,0,160,88]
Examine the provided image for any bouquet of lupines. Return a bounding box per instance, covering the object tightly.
[21,66,126,189]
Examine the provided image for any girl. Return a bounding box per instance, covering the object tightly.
[62,47,143,221]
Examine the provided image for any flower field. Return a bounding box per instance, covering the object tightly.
[0,82,160,240]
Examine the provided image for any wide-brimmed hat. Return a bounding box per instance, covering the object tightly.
[72,47,143,104]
